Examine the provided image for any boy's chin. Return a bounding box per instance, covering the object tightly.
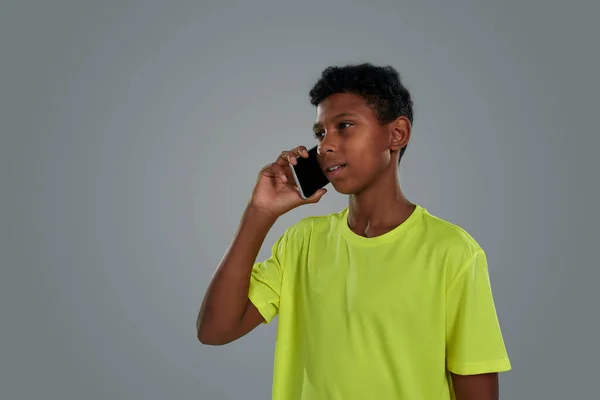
[330,182,358,196]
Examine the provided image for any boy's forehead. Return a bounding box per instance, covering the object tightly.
[315,93,371,122]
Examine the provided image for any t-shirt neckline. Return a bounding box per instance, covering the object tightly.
[339,204,424,245]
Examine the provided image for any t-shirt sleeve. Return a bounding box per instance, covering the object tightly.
[446,248,512,375]
[248,230,289,324]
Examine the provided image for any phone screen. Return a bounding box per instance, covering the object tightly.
[290,146,330,199]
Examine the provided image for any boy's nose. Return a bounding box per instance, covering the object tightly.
[317,135,338,155]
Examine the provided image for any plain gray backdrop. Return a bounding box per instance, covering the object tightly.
[2,0,598,399]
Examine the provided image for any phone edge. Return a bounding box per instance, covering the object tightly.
[289,162,309,200]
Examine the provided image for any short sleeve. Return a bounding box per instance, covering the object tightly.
[248,231,288,324]
[446,248,512,375]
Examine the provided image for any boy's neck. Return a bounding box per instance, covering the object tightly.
[347,172,415,238]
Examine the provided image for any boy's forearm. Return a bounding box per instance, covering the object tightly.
[196,205,278,339]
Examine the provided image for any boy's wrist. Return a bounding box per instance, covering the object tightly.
[245,204,280,226]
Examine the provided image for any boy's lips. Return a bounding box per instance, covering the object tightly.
[323,162,347,178]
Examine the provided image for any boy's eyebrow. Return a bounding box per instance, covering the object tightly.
[313,112,360,131]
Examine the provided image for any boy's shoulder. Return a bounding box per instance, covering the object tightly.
[281,208,346,240]
[419,207,483,254]
[418,208,491,280]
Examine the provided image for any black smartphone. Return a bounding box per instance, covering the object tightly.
[289,145,330,199]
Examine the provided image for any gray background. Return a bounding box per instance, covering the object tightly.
[1,0,598,399]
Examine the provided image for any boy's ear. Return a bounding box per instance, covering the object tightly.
[389,116,411,151]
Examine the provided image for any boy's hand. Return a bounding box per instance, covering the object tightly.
[249,146,327,218]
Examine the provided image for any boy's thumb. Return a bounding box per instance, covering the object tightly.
[304,188,327,204]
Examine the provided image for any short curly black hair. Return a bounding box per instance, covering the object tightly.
[309,63,414,161]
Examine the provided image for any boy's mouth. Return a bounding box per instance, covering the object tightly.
[325,164,347,177]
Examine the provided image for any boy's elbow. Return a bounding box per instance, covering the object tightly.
[196,325,233,346]
[197,332,219,345]
[196,323,215,345]
[196,328,211,345]
[197,334,232,346]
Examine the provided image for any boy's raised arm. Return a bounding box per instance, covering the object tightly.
[196,146,327,345]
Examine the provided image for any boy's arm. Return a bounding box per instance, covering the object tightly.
[196,146,326,346]
[196,205,277,345]
[451,372,499,400]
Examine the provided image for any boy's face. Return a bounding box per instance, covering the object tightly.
[313,92,405,195]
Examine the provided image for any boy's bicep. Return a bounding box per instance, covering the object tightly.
[446,249,512,375]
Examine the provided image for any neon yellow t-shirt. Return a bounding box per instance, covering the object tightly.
[249,205,511,399]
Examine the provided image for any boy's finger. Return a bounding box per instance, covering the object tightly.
[294,146,309,158]
[269,163,288,182]
[276,151,290,166]
[303,188,327,203]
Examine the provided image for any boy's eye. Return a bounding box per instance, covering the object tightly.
[313,123,352,139]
